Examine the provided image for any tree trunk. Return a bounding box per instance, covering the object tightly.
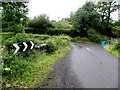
[107,2,112,30]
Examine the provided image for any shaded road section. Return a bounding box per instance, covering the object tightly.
[48,42,118,88]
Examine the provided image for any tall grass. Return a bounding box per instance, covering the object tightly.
[2,33,71,88]
[104,38,120,57]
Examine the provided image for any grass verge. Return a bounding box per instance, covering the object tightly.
[4,45,72,88]
[2,33,72,88]
[103,45,119,57]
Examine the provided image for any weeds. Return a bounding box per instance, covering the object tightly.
[2,33,71,88]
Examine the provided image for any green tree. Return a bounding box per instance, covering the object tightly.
[0,12,1,32]
[95,0,120,36]
[71,1,100,37]
[51,19,72,30]
[2,2,28,33]
[28,14,52,34]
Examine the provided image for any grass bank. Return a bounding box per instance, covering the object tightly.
[104,45,119,57]
[5,45,71,88]
[2,33,72,88]
[103,38,119,58]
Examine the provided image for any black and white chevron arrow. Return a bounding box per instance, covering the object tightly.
[12,41,34,54]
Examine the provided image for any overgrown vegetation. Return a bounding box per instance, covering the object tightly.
[25,0,120,38]
[1,0,120,88]
[2,33,71,88]
[104,39,120,57]
[71,29,110,44]
[2,2,28,33]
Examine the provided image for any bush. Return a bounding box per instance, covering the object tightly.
[1,32,15,45]
[113,39,120,51]
[3,33,30,50]
[3,24,25,33]
[114,43,120,50]
[87,29,109,44]
[104,38,120,57]
[71,37,89,42]
[25,28,78,37]
[45,39,58,52]
[14,24,25,33]
[2,33,35,84]
[45,35,71,53]
[88,34,101,43]
[2,33,71,87]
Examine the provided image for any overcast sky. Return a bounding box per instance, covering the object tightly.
[27,0,118,21]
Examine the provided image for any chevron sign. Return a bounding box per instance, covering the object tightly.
[11,41,34,54]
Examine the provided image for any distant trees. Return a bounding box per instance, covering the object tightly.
[2,2,29,33]
[71,1,100,37]
[28,14,52,34]
[1,0,119,37]
[70,0,120,37]
[51,20,73,30]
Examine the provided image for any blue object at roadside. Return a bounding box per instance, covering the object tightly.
[101,41,106,47]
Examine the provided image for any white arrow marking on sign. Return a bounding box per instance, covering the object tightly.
[30,41,34,49]
[13,44,20,54]
[23,42,28,51]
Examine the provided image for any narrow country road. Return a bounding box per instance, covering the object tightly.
[48,42,118,88]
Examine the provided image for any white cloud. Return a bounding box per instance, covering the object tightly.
[27,0,118,21]
[28,0,87,20]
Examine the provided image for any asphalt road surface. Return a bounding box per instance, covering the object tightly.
[48,42,118,88]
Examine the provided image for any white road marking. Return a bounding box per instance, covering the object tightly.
[70,43,75,47]
[86,48,92,51]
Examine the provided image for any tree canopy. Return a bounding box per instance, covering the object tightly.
[95,0,120,36]
[71,1,100,37]
[2,2,29,33]
[28,14,52,34]
[28,14,51,28]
